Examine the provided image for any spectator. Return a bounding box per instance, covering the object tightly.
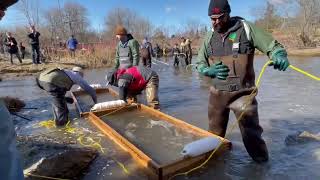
[19,42,25,59]
[4,32,22,64]
[28,25,41,64]
[66,35,78,58]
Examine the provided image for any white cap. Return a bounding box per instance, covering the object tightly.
[72,66,83,73]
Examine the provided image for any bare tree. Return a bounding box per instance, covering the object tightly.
[43,2,89,45]
[295,0,320,46]
[104,8,153,41]
[44,7,63,45]
[18,0,40,26]
[63,2,89,38]
[252,1,282,31]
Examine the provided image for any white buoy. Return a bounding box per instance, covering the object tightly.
[77,84,102,90]
[181,137,221,158]
[90,100,126,111]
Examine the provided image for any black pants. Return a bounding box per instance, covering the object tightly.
[21,50,25,59]
[208,87,269,162]
[142,57,152,68]
[184,52,192,65]
[31,45,40,64]
[173,55,179,66]
[9,52,22,64]
[37,79,69,126]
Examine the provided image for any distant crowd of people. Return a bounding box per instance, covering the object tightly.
[0,25,79,65]
[0,22,193,68]
[140,36,193,68]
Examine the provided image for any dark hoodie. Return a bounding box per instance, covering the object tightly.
[209,16,255,56]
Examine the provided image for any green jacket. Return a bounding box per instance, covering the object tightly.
[196,19,286,69]
[114,35,140,69]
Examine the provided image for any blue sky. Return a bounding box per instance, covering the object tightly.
[0,0,281,31]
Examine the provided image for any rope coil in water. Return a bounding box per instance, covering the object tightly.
[169,60,319,180]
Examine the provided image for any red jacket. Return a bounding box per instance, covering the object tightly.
[117,66,147,92]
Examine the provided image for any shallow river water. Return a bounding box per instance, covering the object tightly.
[0,55,319,179]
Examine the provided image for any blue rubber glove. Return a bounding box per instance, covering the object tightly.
[271,50,290,71]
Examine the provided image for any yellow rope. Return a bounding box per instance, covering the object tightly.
[38,120,56,129]
[35,106,131,176]
[289,64,320,81]
[25,173,70,180]
[168,61,319,180]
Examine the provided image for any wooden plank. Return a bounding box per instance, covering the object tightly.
[160,143,231,178]
[87,112,161,175]
[106,87,119,97]
[92,104,138,117]
[70,91,83,115]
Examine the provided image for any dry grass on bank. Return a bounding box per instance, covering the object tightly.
[44,47,115,68]
[0,48,115,80]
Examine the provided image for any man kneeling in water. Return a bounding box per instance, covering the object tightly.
[106,66,160,109]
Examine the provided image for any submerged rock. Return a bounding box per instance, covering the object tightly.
[17,135,97,179]
[2,96,25,112]
[285,131,320,145]
[24,148,97,179]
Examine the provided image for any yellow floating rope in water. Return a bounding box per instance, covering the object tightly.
[64,121,77,134]
[289,64,320,81]
[115,160,130,175]
[38,120,56,129]
[37,120,76,134]
[76,135,130,175]
[77,135,105,153]
[35,106,137,176]
[169,61,319,180]
[25,173,70,180]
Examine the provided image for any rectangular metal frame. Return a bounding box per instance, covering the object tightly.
[72,88,231,179]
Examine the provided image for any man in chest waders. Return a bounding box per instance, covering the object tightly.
[196,0,290,163]
[36,67,97,126]
[114,25,140,70]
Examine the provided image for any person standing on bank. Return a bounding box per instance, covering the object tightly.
[19,42,25,59]
[196,0,290,163]
[114,25,140,70]
[4,32,22,64]
[67,35,78,58]
[28,25,41,64]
